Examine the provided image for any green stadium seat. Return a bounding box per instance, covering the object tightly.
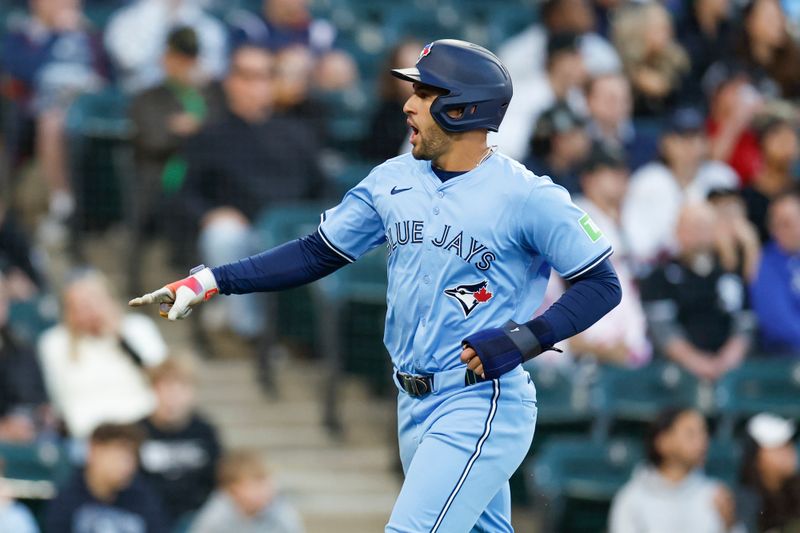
[0,441,71,485]
[254,202,328,346]
[715,359,800,439]
[314,247,389,431]
[704,439,742,488]
[528,437,643,532]
[7,295,59,345]
[593,362,702,439]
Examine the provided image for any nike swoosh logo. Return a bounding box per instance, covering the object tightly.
[510,328,520,332]
[391,186,413,195]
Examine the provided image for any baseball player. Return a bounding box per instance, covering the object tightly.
[131,39,622,532]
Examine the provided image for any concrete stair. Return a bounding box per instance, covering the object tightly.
[195,356,401,533]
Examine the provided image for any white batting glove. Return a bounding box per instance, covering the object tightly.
[128,265,218,320]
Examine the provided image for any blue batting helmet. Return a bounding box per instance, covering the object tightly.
[390,39,513,133]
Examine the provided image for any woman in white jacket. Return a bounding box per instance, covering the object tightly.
[38,270,167,438]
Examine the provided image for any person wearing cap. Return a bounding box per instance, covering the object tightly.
[622,107,738,267]
[491,31,587,161]
[610,407,744,533]
[738,413,800,532]
[129,26,225,271]
[524,102,590,195]
[105,0,227,93]
[749,190,800,355]
[568,144,651,366]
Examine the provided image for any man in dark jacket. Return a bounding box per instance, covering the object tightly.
[45,423,168,533]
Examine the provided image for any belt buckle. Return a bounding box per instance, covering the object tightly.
[398,372,430,397]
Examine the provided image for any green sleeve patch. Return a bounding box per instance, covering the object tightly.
[579,213,603,243]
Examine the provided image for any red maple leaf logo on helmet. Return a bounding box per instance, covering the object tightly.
[417,43,433,64]
[473,287,493,303]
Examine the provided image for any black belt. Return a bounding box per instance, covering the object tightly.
[396,369,486,398]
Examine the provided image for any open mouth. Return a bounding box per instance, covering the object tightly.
[408,120,420,144]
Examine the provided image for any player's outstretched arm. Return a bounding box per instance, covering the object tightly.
[129,265,219,320]
[130,231,351,320]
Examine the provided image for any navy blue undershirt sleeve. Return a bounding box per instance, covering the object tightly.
[524,257,622,347]
[211,230,350,294]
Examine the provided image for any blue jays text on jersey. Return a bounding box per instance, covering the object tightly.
[318,150,613,375]
[385,221,497,271]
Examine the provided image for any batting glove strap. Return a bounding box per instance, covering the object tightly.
[462,321,554,380]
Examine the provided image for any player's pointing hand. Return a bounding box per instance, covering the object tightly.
[129,265,218,321]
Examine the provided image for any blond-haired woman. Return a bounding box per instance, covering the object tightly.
[612,2,690,118]
[38,270,167,438]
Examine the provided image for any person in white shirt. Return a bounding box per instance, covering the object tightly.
[622,107,737,268]
[492,32,587,161]
[105,0,227,93]
[498,0,621,84]
[609,407,744,533]
[38,270,167,438]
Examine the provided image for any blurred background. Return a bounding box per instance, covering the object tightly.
[1,0,800,531]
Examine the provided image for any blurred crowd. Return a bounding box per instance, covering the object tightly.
[0,0,799,531]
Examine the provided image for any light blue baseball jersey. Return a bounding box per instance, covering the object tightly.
[318,150,613,374]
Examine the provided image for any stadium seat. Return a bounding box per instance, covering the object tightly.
[593,361,702,439]
[704,439,742,488]
[0,441,71,486]
[528,437,643,532]
[715,359,800,439]
[65,87,134,232]
[313,246,389,431]
[254,202,328,347]
[7,294,59,345]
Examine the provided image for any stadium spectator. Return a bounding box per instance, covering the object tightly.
[175,44,324,339]
[623,107,738,266]
[640,202,753,382]
[524,102,590,195]
[750,190,800,355]
[37,270,167,438]
[612,2,690,119]
[190,449,303,533]
[738,413,800,532]
[0,461,39,533]
[741,115,800,243]
[677,0,733,106]
[609,407,741,533]
[584,73,658,171]
[734,0,800,100]
[0,204,45,292]
[273,46,327,140]
[363,40,423,161]
[229,0,356,92]
[45,423,168,533]
[105,0,227,93]
[138,355,221,525]
[0,275,50,443]
[1,0,107,234]
[498,0,621,85]
[129,25,224,263]
[705,61,765,185]
[557,144,651,366]
[493,32,587,161]
[707,188,761,283]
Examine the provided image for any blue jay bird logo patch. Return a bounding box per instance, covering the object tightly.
[444,280,493,318]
